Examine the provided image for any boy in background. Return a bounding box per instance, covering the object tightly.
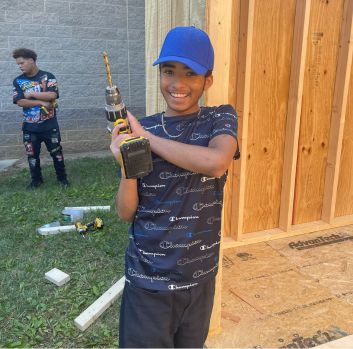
[110,26,238,348]
[13,48,69,189]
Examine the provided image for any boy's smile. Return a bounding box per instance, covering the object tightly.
[160,62,213,116]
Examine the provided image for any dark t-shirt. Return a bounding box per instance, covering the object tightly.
[125,104,238,291]
[13,70,59,132]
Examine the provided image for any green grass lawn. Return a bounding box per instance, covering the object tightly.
[0,156,129,348]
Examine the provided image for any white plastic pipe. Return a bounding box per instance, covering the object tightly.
[64,206,111,212]
[37,225,76,235]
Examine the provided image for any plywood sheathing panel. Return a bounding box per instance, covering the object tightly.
[222,243,292,287]
[208,302,353,348]
[205,0,353,239]
[268,225,353,268]
[207,226,353,348]
[300,259,353,302]
[293,0,344,224]
[269,225,353,301]
[336,67,353,217]
[243,0,296,233]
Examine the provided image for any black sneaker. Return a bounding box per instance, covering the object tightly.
[27,179,43,189]
[58,178,70,187]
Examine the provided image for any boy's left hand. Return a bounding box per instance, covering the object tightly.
[110,122,133,165]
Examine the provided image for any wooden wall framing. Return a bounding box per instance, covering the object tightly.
[207,0,353,248]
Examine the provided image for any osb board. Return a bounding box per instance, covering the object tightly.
[336,67,353,217]
[206,225,353,348]
[293,0,344,225]
[243,0,296,234]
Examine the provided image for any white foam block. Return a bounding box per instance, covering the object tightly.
[74,276,125,331]
[45,268,70,286]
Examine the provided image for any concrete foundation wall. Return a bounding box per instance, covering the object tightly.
[0,0,145,160]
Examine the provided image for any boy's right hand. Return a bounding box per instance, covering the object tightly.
[110,122,132,166]
[40,101,54,109]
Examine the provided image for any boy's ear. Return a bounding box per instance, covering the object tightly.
[204,74,213,91]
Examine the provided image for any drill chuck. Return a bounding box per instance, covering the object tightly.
[105,85,130,133]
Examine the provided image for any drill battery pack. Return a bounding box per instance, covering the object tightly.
[120,137,153,179]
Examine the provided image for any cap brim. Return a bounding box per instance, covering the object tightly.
[153,56,208,75]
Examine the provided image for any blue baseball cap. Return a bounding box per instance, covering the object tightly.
[153,26,214,75]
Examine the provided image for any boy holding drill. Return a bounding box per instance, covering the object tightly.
[110,26,238,348]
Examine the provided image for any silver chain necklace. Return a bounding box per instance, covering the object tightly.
[161,107,202,138]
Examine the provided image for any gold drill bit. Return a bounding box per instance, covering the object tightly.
[103,51,113,88]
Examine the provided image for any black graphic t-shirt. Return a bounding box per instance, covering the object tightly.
[13,70,59,132]
[125,104,238,291]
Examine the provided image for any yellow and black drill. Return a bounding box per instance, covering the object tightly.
[103,51,153,179]
[75,217,104,236]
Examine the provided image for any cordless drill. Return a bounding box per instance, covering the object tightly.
[75,217,104,236]
[103,51,153,179]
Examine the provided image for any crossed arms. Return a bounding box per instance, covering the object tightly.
[110,111,237,222]
[16,91,57,109]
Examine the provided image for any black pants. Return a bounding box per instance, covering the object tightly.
[23,128,67,183]
[119,277,215,348]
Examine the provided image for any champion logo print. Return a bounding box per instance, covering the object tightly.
[169,215,199,222]
[200,240,221,251]
[193,264,218,278]
[159,240,201,250]
[193,200,223,211]
[176,184,215,196]
[144,222,187,230]
[168,282,198,290]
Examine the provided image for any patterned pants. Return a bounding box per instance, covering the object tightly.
[23,128,67,183]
